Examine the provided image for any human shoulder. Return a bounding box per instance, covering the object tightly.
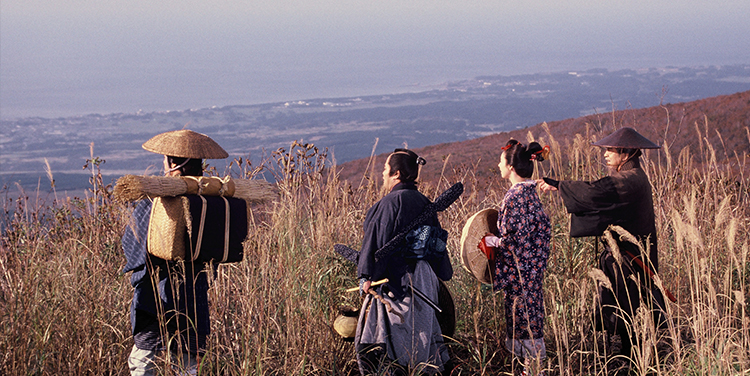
[608,166,647,187]
[365,190,402,219]
[386,184,427,202]
[610,167,651,198]
[506,180,537,197]
[518,180,538,193]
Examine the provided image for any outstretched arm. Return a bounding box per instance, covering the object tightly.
[537,178,559,193]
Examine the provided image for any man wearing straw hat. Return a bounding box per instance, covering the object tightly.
[538,127,668,361]
[122,130,228,376]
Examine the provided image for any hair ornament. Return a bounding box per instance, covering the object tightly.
[416,156,427,166]
[501,139,520,151]
[541,145,550,160]
[530,145,551,162]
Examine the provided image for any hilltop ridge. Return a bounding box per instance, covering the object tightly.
[337,90,750,187]
[2,65,750,192]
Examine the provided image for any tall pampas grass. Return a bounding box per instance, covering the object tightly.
[1,123,749,375]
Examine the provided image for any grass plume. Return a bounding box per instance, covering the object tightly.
[1,125,749,375]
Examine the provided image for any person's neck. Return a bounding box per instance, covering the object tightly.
[390,180,416,191]
[619,158,639,171]
[509,173,527,185]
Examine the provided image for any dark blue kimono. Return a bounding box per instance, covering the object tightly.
[355,182,453,373]
[122,200,211,355]
[357,182,453,298]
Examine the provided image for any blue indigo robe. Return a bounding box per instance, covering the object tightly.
[122,199,211,354]
[355,182,453,374]
[357,182,452,298]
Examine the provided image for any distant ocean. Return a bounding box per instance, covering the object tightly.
[1,48,739,120]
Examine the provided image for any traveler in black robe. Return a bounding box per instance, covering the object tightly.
[538,127,668,358]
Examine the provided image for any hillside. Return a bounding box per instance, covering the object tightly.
[3,95,749,375]
[336,90,750,187]
[3,65,750,195]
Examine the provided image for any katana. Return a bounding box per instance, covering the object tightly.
[409,283,442,313]
[345,278,442,313]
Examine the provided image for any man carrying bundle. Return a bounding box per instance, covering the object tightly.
[121,130,231,375]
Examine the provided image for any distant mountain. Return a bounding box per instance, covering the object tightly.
[336,90,750,187]
[2,65,750,192]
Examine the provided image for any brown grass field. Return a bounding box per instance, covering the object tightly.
[1,117,749,374]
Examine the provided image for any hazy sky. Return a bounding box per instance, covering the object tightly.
[2,0,749,119]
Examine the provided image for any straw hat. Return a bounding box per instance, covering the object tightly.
[593,127,659,149]
[333,306,359,341]
[460,208,498,284]
[142,129,229,159]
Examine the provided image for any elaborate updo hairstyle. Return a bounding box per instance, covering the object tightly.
[502,140,549,179]
[387,148,427,183]
[167,156,203,177]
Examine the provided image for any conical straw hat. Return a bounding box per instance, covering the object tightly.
[460,208,498,284]
[592,127,659,149]
[142,129,229,159]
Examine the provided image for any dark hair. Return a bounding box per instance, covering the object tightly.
[617,148,642,159]
[502,140,548,178]
[387,148,426,183]
[167,156,203,177]
[610,148,642,168]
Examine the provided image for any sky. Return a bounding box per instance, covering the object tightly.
[1,0,749,119]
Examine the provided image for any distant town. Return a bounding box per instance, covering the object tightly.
[2,65,750,193]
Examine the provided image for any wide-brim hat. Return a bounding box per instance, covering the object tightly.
[592,127,660,149]
[142,129,229,159]
[460,208,498,284]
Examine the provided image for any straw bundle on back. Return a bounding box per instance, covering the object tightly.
[147,194,250,262]
[232,179,279,203]
[115,175,189,202]
[114,175,278,203]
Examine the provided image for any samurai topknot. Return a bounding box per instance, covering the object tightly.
[387,148,426,183]
[502,140,549,178]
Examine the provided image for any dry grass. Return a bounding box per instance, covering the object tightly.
[1,126,749,375]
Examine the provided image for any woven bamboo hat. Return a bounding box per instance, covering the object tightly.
[142,130,229,159]
[593,127,659,149]
[333,306,359,341]
[460,208,498,284]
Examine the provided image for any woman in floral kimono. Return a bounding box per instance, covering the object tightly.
[480,140,551,375]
